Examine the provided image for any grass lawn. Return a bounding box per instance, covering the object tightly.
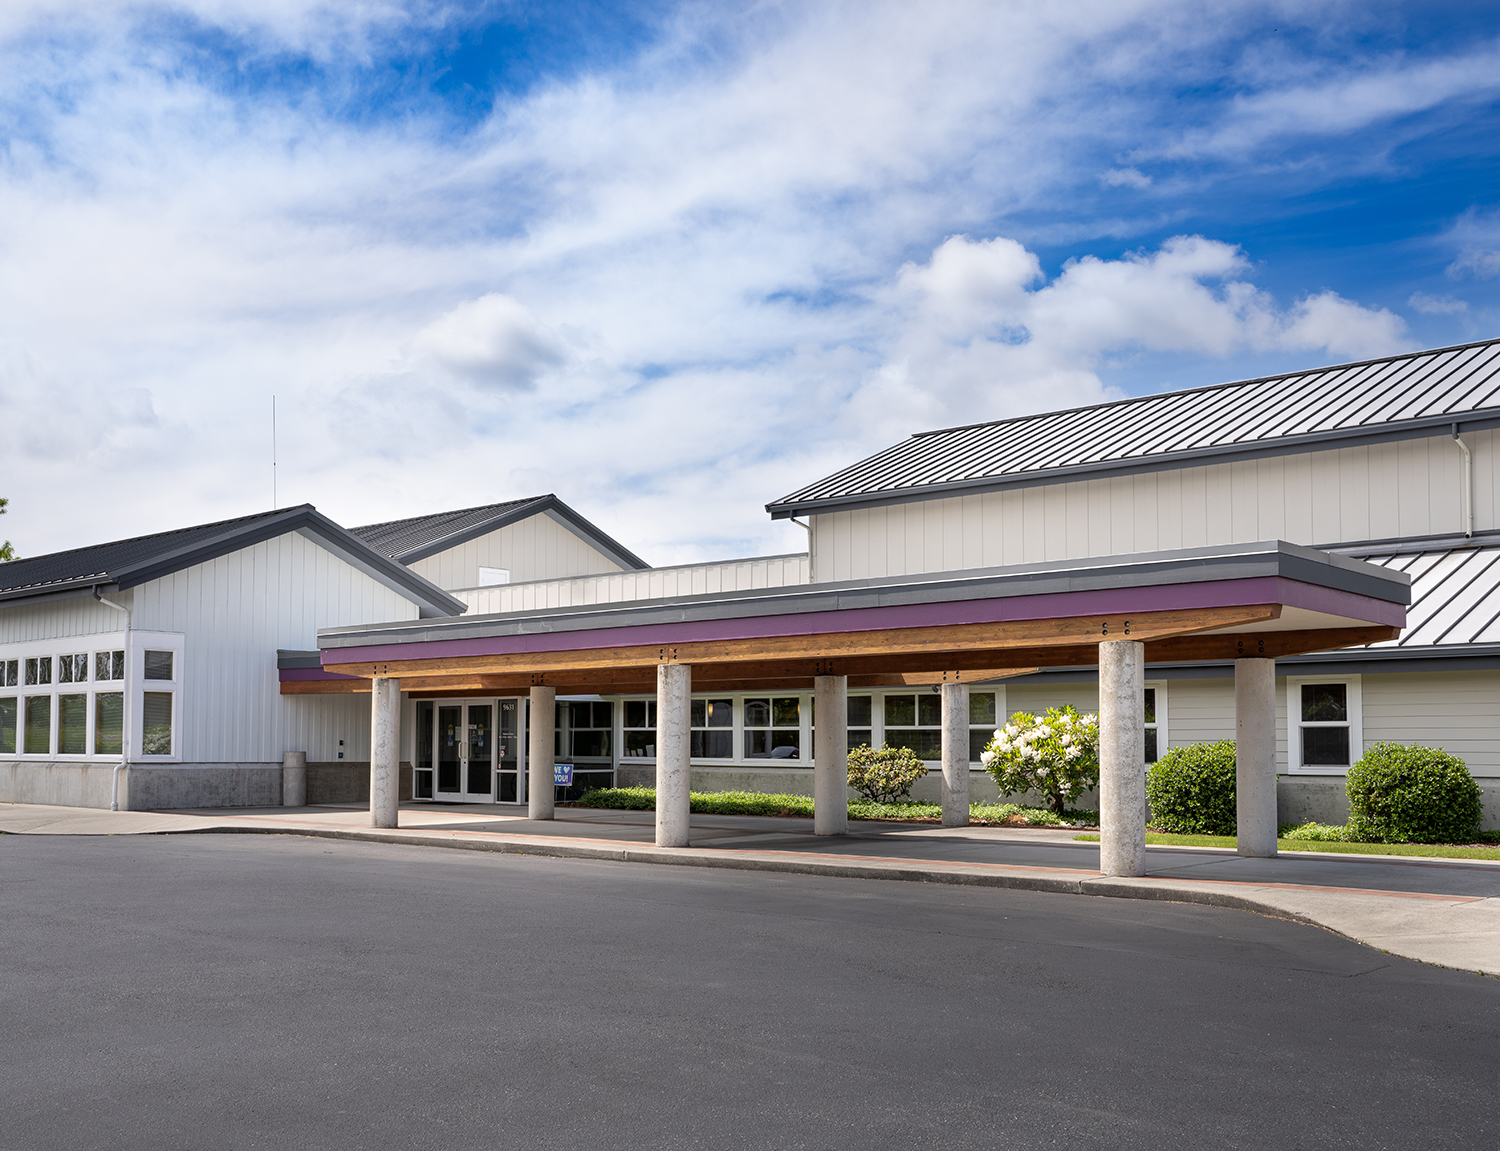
[1071,831,1500,861]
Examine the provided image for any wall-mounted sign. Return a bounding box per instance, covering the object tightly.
[554,763,574,786]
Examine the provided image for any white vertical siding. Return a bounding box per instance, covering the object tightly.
[455,554,810,615]
[812,432,1478,580]
[127,532,421,763]
[0,595,128,643]
[406,512,627,590]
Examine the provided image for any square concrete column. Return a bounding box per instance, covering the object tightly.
[370,676,401,829]
[814,674,848,836]
[656,663,692,847]
[940,682,970,827]
[1235,657,1278,858]
[528,685,556,820]
[1098,640,1145,877]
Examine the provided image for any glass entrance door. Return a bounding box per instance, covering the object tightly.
[496,698,521,803]
[435,701,494,802]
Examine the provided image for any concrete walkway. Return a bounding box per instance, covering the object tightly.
[4,800,1497,978]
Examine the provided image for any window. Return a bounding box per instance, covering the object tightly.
[414,701,435,799]
[24,696,50,754]
[882,691,999,761]
[142,692,173,755]
[847,695,872,752]
[1288,677,1361,771]
[58,654,88,684]
[25,657,51,686]
[558,701,613,759]
[95,650,125,682]
[58,694,87,754]
[0,697,15,753]
[1144,685,1164,764]
[1,659,16,688]
[94,693,123,757]
[622,699,657,757]
[689,698,733,758]
[745,697,800,758]
[144,650,174,681]
[968,692,997,760]
[478,567,511,586]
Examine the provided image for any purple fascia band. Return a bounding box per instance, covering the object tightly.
[322,576,1404,667]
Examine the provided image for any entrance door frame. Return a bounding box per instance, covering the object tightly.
[434,698,495,804]
[414,696,528,805]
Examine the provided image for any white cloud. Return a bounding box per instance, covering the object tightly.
[1408,291,1468,315]
[1101,167,1152,188]
[1446,208,1500,280]
[0,0,1454,564]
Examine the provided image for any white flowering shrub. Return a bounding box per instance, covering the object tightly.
[980,706,1101,815]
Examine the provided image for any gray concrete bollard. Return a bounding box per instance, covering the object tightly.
[282,751,307,807]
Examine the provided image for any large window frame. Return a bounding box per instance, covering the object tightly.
[1285,675,1362,774]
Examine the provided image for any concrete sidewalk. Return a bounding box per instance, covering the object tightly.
[4,800,1497,978]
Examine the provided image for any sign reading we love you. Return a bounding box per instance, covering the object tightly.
[554,763,574,786]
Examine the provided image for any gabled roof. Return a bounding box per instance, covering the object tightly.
[1353,539,1500,649]
[768,337,1500,519]
[0,505,466,617]
[350,494,650,571]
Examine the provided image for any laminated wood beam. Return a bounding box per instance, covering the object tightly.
[1142,626,1401,663]
[324,605,1281,680]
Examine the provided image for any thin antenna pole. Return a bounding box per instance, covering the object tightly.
[272,395,278,509]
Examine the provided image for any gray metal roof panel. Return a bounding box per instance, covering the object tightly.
[768,337,1500,517]
[1350,542,1500,650]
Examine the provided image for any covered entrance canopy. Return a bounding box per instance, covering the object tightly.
[307,541,1409,876]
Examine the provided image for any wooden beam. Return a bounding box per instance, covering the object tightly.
[279,679,371,695]
[1143,626,1401,663]
[324,605,1281,679]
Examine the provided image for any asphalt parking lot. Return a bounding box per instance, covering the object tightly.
[3,833,1497,1150]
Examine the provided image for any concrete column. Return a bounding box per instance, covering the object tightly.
[1235,657,1278,858]
[940,682,971,827]
[656,663,692,847]
[370,677,400,829]
[282,751,307,808]
[528,685,556,821]
[1098,640,1145,877]
[814,674,848,836]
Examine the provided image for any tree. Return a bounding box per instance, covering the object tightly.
[0,496,14,562]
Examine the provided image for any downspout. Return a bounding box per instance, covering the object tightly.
[1452,423,1474,539]
[93,588,131,811]
[790,516,814,582]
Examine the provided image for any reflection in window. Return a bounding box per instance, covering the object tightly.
[745,696,800,759]
[25,657,51,686]
[58,694,87,754]
[24,696,50,754]
[882,693,942,760]
[142,692,173,755]
[144,651,174,681]
[0,697,15,754]
[1299,683,1350,766]
[0,660,16,688]
[622,699,657,757]
[847,694,872,752]
[94,693,123,757]
[689,698,733,758]
[559,701,613,759]
[95,651,125,682]
[1144,688,1159,763]
[58,654,88,684]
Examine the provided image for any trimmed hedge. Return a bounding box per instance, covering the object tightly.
[1146,740,1237,835]
[569,788,1083,826]
[1345,742,1482,844]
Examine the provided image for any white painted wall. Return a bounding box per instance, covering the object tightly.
[455,553,809,615]
[811,432,1491,580]
[408,511,628,590]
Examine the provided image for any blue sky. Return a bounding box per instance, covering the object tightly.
[2,0,1499,562]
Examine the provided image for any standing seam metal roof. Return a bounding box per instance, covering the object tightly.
[1358,544,1500,648]
[767,338,1500,516]
[350,497,550,560]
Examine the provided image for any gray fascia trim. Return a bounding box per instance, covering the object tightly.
[318,540,1406,649]
[766,410,1500,520]
[0,580,121,608]
[1001,644,1500,682]
[1318,528,1500,556]
[276,650,323,670]
[394,496,651,572]
[291,520,467,619]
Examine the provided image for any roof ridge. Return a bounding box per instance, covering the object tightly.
[349,494,550,534]
[0,505,306,572]
[907,335,1500,441]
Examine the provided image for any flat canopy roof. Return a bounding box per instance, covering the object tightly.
[299,541,1409,697]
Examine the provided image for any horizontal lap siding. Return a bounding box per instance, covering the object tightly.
[1362,671,1500,775]
[812,434,1477,579]
[131,533,420,763]
[456,555,810,615]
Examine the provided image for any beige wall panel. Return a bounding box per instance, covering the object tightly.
[1367,442,1400,539]
[1162,677,1235,747]
[1155,469,1183,551]
[1004,682,1100,718]
[1132,472,1160,554]
[1282,452,1314,543]
[960,494,984,570]
[1076,480,1101,558]
[1253,457,1287,541]
[1109,475,1135,555]
[1362,670,1500,775]
[409,512,627,590]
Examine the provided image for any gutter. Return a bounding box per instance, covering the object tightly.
[1453,423,1474,539]
[93,588,131,812]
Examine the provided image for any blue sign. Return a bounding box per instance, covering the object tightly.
[554,763,574,786]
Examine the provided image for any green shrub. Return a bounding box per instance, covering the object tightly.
[1279,821,1347,842]
[981,706,1100,815]
[1345,743,1482,844]
[1146,740,1237,835]
[846,744,929,803]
